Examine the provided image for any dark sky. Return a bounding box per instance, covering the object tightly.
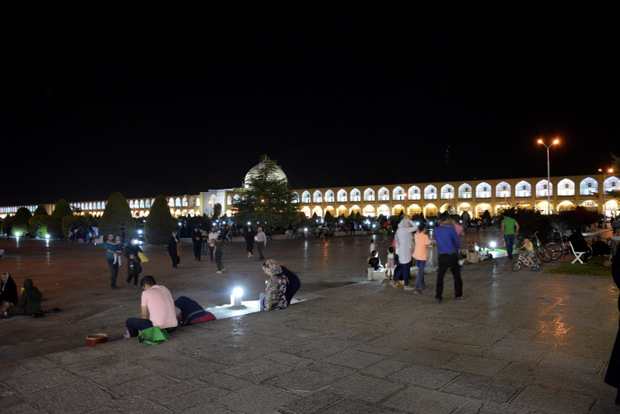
[1,19,618,206]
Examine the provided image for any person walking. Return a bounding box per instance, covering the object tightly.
[434,212,463,303]
[167,231,181,269]
[256,227,267,260]
[125,238,143,288]
[214,234,225,273]
[501,212,519,260]
[208,227,218,262]
[245,226,256,259]
[192,227,203,261]
[104,233,121,288]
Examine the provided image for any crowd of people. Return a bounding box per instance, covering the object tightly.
[369,213,464,302]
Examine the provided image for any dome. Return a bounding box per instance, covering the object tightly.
[243,156,287,188]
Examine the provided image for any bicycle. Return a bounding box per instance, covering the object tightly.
[530,232,552,263]
[544,230,593,262]
[512,250,541,271]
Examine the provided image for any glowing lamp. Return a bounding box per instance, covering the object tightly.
[231,287,244,307]
[489,241,497,249]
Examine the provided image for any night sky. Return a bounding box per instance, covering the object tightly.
[2,19,618,206]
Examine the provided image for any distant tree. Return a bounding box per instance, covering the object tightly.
[33,205,48,216]
[324,210,335,223]
[213,203,222,219]
[186,215,211,231]
[557,207,600,232]
[29,214,50,238]
[233,158,300,228]
[99,192,136,240]
[48,199,73,239]
[5,207,33,236]
[460,211,471,226]
[481,210,492,223]
[499,207,551,240]
[144,195,178,244]
[62,215,90,239]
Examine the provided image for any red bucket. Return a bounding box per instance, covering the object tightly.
[85,333,108,346]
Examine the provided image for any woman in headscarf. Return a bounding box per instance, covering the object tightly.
[0,278,42,317]
[174,296,215,326]
[0,272,18,307]
[259,259,289,311]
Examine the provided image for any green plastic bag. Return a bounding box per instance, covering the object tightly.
[137,326,169,345]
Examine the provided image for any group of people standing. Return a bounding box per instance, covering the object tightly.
[244,226,268,260]
[386,213,464,303]
[104,233,144,289]
[178,227,226,272]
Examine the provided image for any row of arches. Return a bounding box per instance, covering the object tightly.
[69,196,201,213]
[300,199,620,219]
[294,177,620,203]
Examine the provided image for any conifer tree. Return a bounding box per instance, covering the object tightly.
[99,192,136,240]
[144,195,177,244]
[234,158,300,228]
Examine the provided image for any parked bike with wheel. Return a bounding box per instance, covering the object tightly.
[530,232,552,263]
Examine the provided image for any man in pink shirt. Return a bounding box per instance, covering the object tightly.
[125,275,178,338]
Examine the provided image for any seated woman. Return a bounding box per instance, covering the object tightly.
[0,272,18,307]
[259,259,289,311]
[174,296,216,326]
[1,278,42,317]
[281,266,300,305]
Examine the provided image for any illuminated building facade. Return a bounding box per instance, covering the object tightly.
[1,173,618,220]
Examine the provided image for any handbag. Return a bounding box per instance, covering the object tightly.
[137,326,169,345]
[137,251,149,263]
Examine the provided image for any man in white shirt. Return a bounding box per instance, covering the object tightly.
[256,227,267,260]
[208,227,219,262]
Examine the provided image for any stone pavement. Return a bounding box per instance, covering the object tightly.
[1,232,620,413]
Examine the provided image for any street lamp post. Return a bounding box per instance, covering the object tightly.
[537,138,560,215]
[599,167,614,223]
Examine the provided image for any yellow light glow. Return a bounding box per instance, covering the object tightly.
[537,139,543,144]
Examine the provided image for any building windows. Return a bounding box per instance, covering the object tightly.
[364,188,376,202]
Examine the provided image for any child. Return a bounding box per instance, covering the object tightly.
[519,237,535,267]
[114,235,124,267]
[412,223,431,293]
[368,250,382,271]
[386,246,395,280]
[370,239,376,254]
